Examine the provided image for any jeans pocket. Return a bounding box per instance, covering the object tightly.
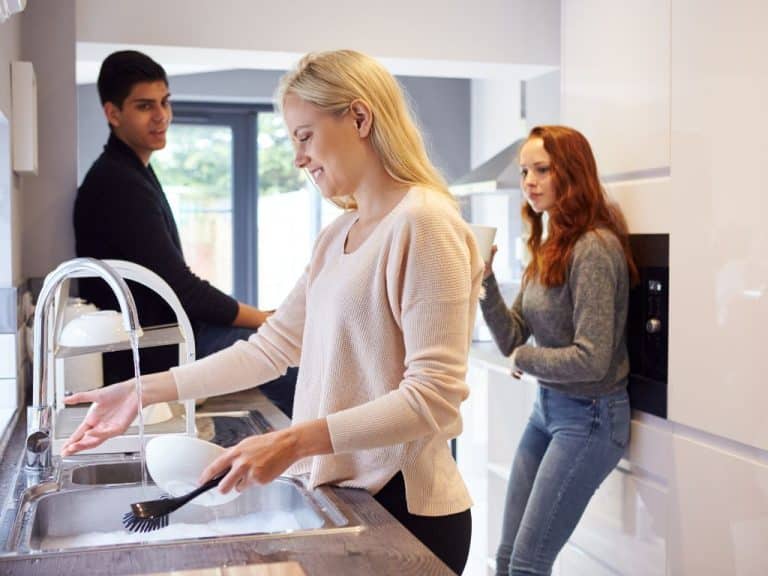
[608,397,630,448]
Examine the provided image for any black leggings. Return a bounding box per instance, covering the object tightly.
[374,472,472,575]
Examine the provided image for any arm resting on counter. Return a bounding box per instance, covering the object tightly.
[232,302,272,329]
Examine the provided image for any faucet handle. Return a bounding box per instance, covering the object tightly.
[25,430,51,470]
[25,405,53,471]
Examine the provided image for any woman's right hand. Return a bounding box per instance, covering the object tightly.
[483,245,498,279]
[61,380,138,455]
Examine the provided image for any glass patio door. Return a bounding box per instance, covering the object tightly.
[152,122,235,296]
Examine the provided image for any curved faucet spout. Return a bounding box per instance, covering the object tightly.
[26,258,142,472]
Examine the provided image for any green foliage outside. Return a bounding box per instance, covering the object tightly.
[152,124,232,200]
[152,112,304,200]
[258,112,306,196]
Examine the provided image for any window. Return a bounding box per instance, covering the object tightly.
[152,103,341,310]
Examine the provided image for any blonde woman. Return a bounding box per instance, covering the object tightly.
[63,50,484,574]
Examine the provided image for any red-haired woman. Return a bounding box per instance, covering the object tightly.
[481,125,638,576]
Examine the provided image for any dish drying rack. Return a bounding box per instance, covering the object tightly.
[45,259,196,455]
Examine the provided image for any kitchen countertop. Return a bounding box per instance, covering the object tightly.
[0,389,455,576]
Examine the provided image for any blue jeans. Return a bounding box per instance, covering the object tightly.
[495,387,630,576]
[195,323,298,418]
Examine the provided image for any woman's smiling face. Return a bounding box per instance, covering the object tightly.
[282,92,367,199]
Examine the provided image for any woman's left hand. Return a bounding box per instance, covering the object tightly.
[199,418,333,494]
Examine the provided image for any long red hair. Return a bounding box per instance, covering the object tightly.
[522,126,638,287]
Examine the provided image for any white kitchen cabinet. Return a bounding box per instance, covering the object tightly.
[663,0,768,450]
[561,0,670,179]
[458,361,490,576]
[462,345,671,576]
[566,465,667,576]
[460,348,537,576]
[562,0,768,453]
[667,432,768,576]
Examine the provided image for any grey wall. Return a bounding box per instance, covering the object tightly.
[78,69,470,184]
[398,75,470,183]
[20,0,77,279]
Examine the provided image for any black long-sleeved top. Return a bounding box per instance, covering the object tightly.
[74,134,238,382]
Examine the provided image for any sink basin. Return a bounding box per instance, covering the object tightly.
[7,460,363,555]
[3,412,363,557]
[11,478,361,554]
[70,462,144,485]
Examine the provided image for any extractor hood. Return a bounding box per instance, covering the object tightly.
[451,139,524,195]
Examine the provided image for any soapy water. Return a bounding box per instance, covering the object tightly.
[40,510,303,550]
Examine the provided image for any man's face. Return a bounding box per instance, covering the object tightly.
[105,80,171,164]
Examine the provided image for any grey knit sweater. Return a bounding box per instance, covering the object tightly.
[480,229,630,397]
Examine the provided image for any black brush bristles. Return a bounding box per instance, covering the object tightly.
[121,470,228,533]
[122,511,169,533]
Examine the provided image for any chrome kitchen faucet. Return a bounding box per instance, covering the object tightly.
[26,258,142,474]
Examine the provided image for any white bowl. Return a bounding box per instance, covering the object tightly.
[60,310,140,347]
[145,435,240,507]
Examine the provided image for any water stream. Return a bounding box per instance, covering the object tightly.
[128,332,148,491]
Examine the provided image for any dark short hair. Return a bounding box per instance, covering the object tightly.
[97,50,168,107]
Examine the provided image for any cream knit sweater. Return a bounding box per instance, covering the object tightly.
[171,187,484,515]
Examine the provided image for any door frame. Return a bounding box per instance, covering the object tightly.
[170,101,273,305]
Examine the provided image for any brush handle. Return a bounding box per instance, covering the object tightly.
[175,469,229,507]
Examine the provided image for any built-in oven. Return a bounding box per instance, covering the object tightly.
[626,234,669,418]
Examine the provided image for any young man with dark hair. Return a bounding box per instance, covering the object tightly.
[74,50,296,416]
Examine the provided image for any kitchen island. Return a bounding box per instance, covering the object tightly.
[0,389,455,576]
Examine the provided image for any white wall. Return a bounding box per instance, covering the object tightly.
[75,0,561,67]
[469,69,561,170]
[470,74,528,168]
[20,0,78,279]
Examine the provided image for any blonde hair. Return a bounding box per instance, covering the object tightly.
[277,50,455,210]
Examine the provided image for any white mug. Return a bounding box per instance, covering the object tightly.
[470,224,497,262]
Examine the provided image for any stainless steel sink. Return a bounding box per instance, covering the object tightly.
[7,459,362,555]
[2,410,363,557]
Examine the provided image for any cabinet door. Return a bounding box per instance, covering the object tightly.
[664,0,768,451]
[561,0,670,179]
[565,467,667,576]
[458,362,490,576]
[668,434,768,575]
